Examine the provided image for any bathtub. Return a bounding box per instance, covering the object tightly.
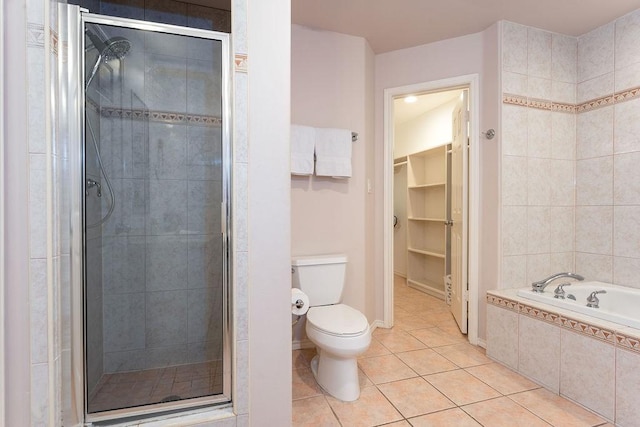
[516,281,640,329]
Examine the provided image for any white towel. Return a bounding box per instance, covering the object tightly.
[290,125,316,176]
[315,127,353,178]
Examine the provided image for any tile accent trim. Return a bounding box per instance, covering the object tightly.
[27,22,45,48]
[486,293,640,351]
[503,85,640,114]
[99,106,222,127]
[234,54,248,73]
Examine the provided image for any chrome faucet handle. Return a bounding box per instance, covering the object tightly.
[553,282,571,299]
[587,290,607,308]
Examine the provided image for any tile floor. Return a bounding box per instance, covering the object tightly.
[292,277,612,427]
[88,360,223,413]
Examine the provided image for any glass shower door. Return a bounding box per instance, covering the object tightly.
[82,14,230,417]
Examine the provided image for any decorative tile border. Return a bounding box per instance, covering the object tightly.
[234,54,248,73]
[27,22,45,48]
[503,85,640,114]
[487,293,639,351]
[51,29,58,56]
[100,106,222,127]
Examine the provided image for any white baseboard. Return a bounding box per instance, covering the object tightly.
[292,339,315,351]
[476,338,487,349]
[393,272,407,278]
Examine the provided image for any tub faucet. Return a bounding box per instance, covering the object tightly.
[587,290,606,308]
[531,272,584,293]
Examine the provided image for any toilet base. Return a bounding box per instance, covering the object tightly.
[310,351,360,402]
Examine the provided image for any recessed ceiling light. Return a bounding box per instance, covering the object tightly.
[404,95,417,103]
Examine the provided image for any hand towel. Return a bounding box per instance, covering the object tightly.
[315,127,353,178]
[290,125,316,175]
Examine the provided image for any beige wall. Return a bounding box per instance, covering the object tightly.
[375,27,501,342]
[290,25,377,327]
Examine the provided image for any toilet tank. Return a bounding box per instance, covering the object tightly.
[292,254,347,307]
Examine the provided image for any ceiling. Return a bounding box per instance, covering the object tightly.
[292,0,640,53]
[394,90,462,125]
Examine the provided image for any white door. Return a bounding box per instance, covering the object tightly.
[450,91,468,334]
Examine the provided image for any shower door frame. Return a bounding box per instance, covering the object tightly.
[69,8,233,423]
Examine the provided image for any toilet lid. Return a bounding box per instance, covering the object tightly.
[307,304,369,336]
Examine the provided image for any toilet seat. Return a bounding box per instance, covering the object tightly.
[307,304,369,337]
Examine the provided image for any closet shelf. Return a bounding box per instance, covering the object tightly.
[408,248,445,258]
[408,182,446,189]
[408,217,446,222]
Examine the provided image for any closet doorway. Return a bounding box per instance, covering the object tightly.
[383,75,479,344]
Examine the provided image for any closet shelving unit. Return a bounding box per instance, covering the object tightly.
[406,144,449,299]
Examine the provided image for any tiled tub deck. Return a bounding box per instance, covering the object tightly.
[486,289,640,426]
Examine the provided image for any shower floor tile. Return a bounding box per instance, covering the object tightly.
[88,360,223,413]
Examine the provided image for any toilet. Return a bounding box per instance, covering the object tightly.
[292,254,371,402]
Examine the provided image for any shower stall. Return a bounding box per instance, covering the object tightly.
[62,6,231,421]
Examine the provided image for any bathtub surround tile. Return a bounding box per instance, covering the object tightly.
[560,330,615,420]
[502,104,528,156]
[548,207,575,253]
[576,252,613,283]
[518,314,560,392]
[503,22,528,75]
[614,97,640,154]
[615,9,640,70]
[501,256,527,289]
[613,256,640,289]
[576,156,613,205]
[614,62,640,93]
[575,206,613,255]
[502,71,528,97]
[527,109,552,158]
[526,254,552,287]
[509,388,606,426]
[615,152,640,205]
[486,304,519,369]
[527,76,552,100]
[502,156,528,206]
[326,386,403,427]
[576,72,614,104]
[616,347,640,425]
[576,106,614,159]
[502,206,528,256]
[551,80,576,105]
[551,113,576,160]
[425,369,501,406]
[528,29,552,79]
[614,206,640,258]
[552,33,578,83]
[378,377,455,418]
[527,207,550,254]
[578,22,615,83]
[462,396,550,427]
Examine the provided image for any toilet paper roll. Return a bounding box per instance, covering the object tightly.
[291,288,309,315]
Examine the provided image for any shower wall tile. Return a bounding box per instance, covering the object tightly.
[575,206,613,255]
[30,154,47,259]
[576,106,613,159]
[576,252,613,283]
[104,349,145,373]
[234,72,249,163]
[527,29,552,79]
[187,4,231,32]
[30,259,49,364]
[187,125,223,181]
[235,339,250,415]
[103,292,146,352]
[187,37,221,62]
[549,251,574,274]
[187,235,222,290]
[614,62,640,92]
[614,97,640,154]
[527,76,551,100]
[552,34,577,83]
[187,288,223,344]
[613,257,640,289]
[549,207,575,253]
[145,344,189,369]
[187,59,223,117]
[145,31,188,58]
[235,251,249,341]
[148,122,187,180]
[144,0,187,26]
[188,341,222,364]
[188,180,222,234]
[551,80,575,104]
[577,22,615,82]
[615,9,640,70]
[560,330,615,420]
[147,179,188,235]
[103,178,146,237]
[613,152,640,205]
[103,236,146,294]
[146,290,188,347]
[527,207,550,254]
[576,156,613,205]
[27,46,46,154]
[146,235,188,291]
[235,162,249,253]
[31,363,50,425]
[503,21,528,75]
[502,206,527,256]
[145,53,187,113]
[613,206,640,258]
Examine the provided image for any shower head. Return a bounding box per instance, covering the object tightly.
[86,28,131,61]
[85,27,131,89]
